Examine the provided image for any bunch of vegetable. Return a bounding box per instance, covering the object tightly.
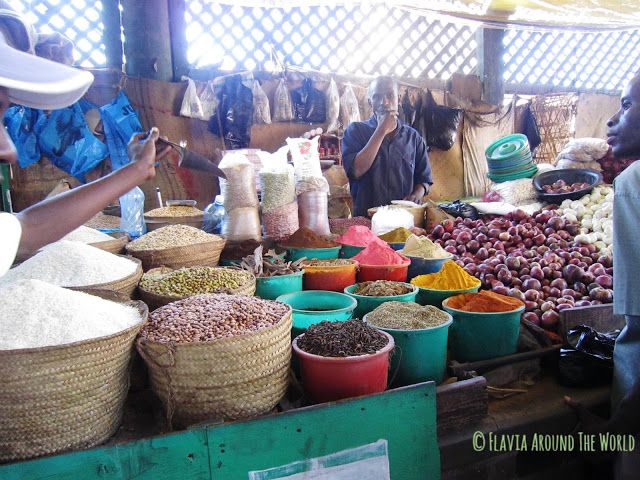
[428,209,613,332]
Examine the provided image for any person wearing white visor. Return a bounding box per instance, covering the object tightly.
[0,8,171,276]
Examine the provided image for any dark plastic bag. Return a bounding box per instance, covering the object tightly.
[4,105,44,168]
[291,78,326,124]
[38,102,109,182]
[423,90,461,151]
[558,325,620,388]
[439,200,479,220]
[401,90,415,125]
[99,91,144,171]
[208,75,253,150]
[523,105,542,154]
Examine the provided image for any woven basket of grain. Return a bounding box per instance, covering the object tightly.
[126,236,226,271]
[136,307,292,429]
[138,267,256,311]
[89,232,129,255]
[144,214,204,232]
[70,255,143,299]
[0,290,147,462]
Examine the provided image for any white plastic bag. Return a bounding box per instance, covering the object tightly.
[273,78,294,122]
[325,78,340,133]
[179,77,205,119]
[252,80,272,124]
[340,83,361,128]
[287,136,323,181]
[371,206,414,236]
[199,81,218,119]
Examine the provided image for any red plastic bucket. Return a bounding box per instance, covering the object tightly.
[292,330,395,403]
[356,261,410,282]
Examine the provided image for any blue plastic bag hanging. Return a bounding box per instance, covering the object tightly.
[99,90,144,170]
[3,105,44,168]
[37,102,109,182]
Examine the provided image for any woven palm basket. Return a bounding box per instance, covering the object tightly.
[89,232,129,255]
[136,308,292,429]
[126,236,226,271]
[0,290,148,462]
[138,267,256,311]
[70,255,143,299]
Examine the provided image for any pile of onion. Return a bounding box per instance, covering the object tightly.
[428,209,613,331]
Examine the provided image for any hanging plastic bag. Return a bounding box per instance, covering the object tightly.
[340,83,361,128]
[558,325,620,387]
[4,105,43,168]
[199,81,218,119]
[291,78,327,124]
[38,102,109,182]
[423,90,461,151]
[99,90,144,170]
[180,77,205,119]
[273,78,294,122]
[208,74,254,150]
[401,90,415,125]
[325,78,340,133]
[252,80,271,124]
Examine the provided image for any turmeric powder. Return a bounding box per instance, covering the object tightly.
[379,227,412,243]
[411,260,480,290]
[445,290,524,313]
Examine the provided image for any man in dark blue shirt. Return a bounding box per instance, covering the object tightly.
[341,76,432,217]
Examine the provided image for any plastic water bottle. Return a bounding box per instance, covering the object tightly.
[203,195,225,234]
[119,186,146,238]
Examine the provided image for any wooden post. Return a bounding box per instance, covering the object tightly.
[168,0,189,80]
[476,27,505,105]
[121,0,174,81]
[101,0,123,71]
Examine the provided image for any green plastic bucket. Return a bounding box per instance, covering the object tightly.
[284,246,341,262]
[442,298,524,361]
[276,290,357,337]
[339,244,365,258]
[255,271,304,300]
[413,283,481,307]
[219,258,241,266]
[364,312,452,386]
[343,283,418,319]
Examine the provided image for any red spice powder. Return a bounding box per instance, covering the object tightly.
[352,240,409,265]
[335,225,379,247]
[446,290,524,312]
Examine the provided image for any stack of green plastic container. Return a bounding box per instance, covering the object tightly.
[486,133,538,182]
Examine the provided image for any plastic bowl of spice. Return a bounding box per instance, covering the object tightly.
[292,319,394,403]
[410,260,481,307]
[275,290,357,337]
[352,239,411,283]
[442,291,525,362]
[364,302,452,385]
[335,225,379,259]
[344,281,418,318]
[399,234,452,279]
[280,227,340,262]
[301,259,359,292]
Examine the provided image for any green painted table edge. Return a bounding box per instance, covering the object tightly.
[1,382,439,480]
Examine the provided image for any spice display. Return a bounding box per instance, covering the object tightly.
[0,279,142,349]
[238,245,304,277]
[352,240,409,266]
[262,201,299,241]
[60,225,114,243]
[260,170,296,212]
[353,281,413,296]
[366,302,450,330]
[302,259,355,267]
[336,225,378,247]
[447,290,524,313]
[281,227,338,248]
[378,227,413,243]
[297,319,388,357]
[145,205,203,218]
[221,239,262,260]
[329,216,372,235]
[400,234,449,259]
[139,267,253,297]
[127,225,218,251]
[140,293,289,343]
[411,260,480,290]
[0,241,138,287]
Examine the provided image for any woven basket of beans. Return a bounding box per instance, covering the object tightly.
[125,225,225,271]
[137,266,256,311]
[0,289,148,462]
[136,294,292,429]
[89,232,129,255]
